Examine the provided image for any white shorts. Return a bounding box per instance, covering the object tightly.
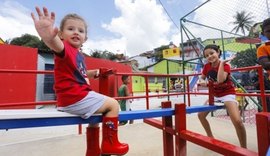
[57,91,106,119]
[214,94,238,104]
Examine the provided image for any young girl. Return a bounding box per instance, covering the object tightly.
[31,7,128,155]
[197,44,247,148]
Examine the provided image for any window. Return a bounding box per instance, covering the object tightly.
[44,64,55,94]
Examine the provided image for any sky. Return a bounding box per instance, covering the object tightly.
[1,0,269,57]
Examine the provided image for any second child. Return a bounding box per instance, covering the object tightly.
[197,44,247,148]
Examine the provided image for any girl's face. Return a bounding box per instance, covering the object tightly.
[204,48,220,63]
[60,19,87,49]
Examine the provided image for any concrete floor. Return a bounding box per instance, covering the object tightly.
[0,115,258,156]
[0,94,259,156]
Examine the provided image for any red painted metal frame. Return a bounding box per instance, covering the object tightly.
[258,66,268,112]
[175,104,187,156]
[143,101,175,156]
[175,104,258,156]
[208,81,214,105]
[256,112,270,156]
[161,101,174,156]
[1,66,270,155]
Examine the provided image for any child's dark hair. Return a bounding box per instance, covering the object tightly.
[203,44,222,58]
[261,18,270,32]
[122,75,129,82]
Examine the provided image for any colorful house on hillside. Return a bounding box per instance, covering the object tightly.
[132,40,204,93]
[162,47,181,60]
[132,59,185,93]
[203,37,256,54]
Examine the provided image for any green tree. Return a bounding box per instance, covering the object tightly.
[38,40,51,51]
[231,11,254,36]
[9,34,40,48]
[90,50,117,61]
[9,34,51,51]
[230,48,257,68]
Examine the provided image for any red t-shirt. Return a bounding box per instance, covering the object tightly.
[202,62,235,97]
[54,41,91,107]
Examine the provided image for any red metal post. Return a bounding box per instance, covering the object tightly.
[161,101,174,156]
[99,68,114,96]
[145,76,150,110]
[258,66,267,112]
[186,77,191,107]
[256,112,270,156]
[208,81,214,105]
[78,124,82,135]
[85,68,114,153]
[174,103,187,156]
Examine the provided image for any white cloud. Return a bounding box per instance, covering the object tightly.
[3,0,266,57]
[0,1,38,41]
[0,0,175,57]
[87,0,173,56]
[82,37,127,55]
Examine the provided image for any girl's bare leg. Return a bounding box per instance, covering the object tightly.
[198,99,214,137]
[225,101,247,148]
[198,111,214,137]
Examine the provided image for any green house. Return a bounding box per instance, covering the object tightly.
[132,59,186,93]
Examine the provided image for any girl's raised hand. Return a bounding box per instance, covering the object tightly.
[31,7,58,42]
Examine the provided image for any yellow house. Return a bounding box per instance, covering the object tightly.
[0,38,5,44]
[162,47,181,60]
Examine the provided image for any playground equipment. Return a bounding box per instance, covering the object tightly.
[0,68,269,156]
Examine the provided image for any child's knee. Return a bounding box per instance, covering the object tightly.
[233,119,244,128]
[198,112,205,119]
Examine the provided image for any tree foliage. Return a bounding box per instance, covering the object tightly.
[9,33,51,51]
[9,34,40,48]
[90,49,117,60]
[9,33,120,60]
[230,48,257,68]
[231,11,254,36]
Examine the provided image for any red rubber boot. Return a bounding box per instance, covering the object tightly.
[86,127,101,156]
[101,117,129,155]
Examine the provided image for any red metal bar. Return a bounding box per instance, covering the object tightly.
[0,101,56,108]
[256,112,270,156]
[0,69,54,74]
[114,92,185,100]
[180,130,258,156]
[161,101,174,156]
[143,118,163,129]
[175,103,187,156]
[116,72,186,78]
[143,119,175,135]
[175,104,257,156]
[231,65,262,72]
